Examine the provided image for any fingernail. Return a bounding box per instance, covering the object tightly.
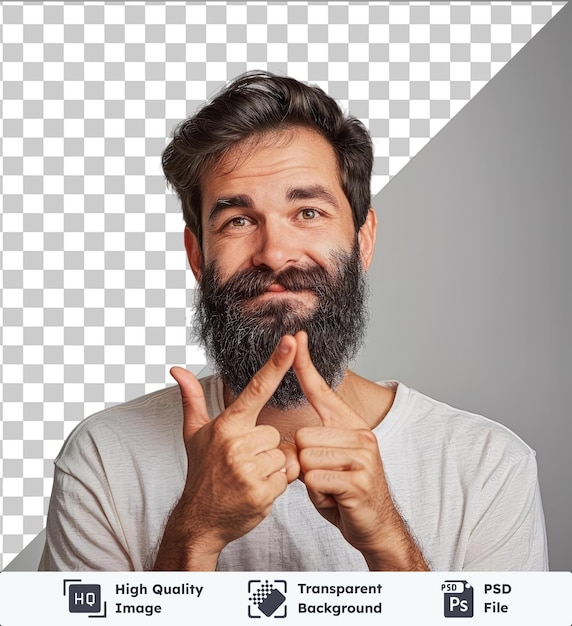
[278,337,291,354]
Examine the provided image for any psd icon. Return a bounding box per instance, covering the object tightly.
[443,580,474,618]
[248,579,287,618]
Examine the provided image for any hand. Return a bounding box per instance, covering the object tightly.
[292,331,428,571]
[153,335,300,570]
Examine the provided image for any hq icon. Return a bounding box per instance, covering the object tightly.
[63,579,107,618]
[442,580,474,618]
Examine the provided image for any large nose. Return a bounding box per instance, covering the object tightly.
[251,219,301,272]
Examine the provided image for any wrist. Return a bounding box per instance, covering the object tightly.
[153,528,222,571]
[364,547,429,571]
[361,527,429,572]
[152,504,224,571]
[153,543,220,571]
[357,507,429,572]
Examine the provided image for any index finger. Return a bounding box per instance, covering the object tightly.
[292,331,368,430]
[222,334,297,427]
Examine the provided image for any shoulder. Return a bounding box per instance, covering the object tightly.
[55,385,181,466]
[377,381,537,477]
[54,375,220,473]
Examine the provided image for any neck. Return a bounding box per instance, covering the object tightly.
[222,382,322,445]
[222,369,395,444]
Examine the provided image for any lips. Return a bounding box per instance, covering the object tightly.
[266,283,287,293]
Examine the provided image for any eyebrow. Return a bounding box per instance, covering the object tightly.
[207,185,340,224]
[286,185,339,209]
[208,194,254,224]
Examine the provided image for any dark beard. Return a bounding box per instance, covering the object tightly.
[194,241,368,410]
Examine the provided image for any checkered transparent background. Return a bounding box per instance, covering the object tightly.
[0,1,565,568]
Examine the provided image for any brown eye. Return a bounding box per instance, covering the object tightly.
[301,208,317,220]
[229,216,248,227]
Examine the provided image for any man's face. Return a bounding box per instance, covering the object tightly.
[186,127,376,408]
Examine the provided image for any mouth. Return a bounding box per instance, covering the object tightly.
[258,284,314,298]
[241,285,316,312]
[266,283,288,293]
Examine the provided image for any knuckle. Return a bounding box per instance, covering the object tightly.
[302,468,320,489]
[349,470,368,490]
[270,347,285,368]
[354,474,374,501]
[244,487,268,511]
[257,424,280,446]
[247,372,268,399]
[222,437,245,462]
[220,405,242,426]
[270,448,286,467]
[273,472,288,495]
[295,426,312,445]
[357,428,378,447]
[180,396,193,413]
[212,415,235,440]
[212,416,226,436]
[297,448,311,471]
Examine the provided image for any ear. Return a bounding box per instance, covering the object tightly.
[357,208,377,271]
[184,227,203,281]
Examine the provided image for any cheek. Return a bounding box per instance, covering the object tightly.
[307,235,355,266]
[202,243,250,280]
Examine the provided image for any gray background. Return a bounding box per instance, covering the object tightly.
[358,1,572,571]
[0,0,567,569]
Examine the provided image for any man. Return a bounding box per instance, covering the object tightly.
[40,71,548,571]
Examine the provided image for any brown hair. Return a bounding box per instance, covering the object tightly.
[162,71,373,246]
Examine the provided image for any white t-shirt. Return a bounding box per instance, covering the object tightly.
[39,377,548,571]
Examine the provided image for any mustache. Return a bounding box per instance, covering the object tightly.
[203,262,333,303]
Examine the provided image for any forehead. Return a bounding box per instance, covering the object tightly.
[201,127,344,201]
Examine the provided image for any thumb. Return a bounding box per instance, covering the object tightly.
[170,366,210,441]
[278,442,300,484]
